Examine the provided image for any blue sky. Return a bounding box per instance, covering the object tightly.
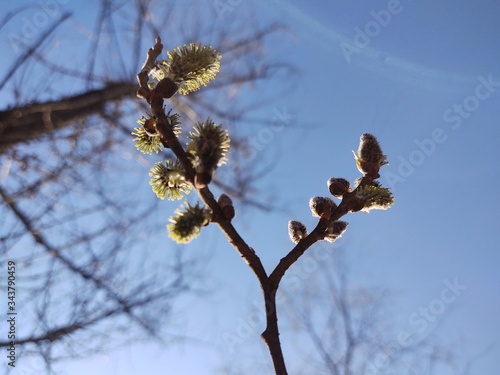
[2,0,500,374]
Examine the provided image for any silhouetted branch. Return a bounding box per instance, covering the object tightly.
[0,12,71,91]
[0,82,135,151]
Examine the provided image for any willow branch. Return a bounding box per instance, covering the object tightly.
[136,38,391,375]
[136,37,268,286]
[269,174,375,289]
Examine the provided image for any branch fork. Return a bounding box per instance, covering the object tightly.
[135,38,394,375]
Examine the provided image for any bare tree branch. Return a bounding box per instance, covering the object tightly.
[0,12,72,91]
[0,82,135,150]
[0,1,292,370]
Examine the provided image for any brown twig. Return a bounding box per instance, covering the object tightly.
[136,38,378,375]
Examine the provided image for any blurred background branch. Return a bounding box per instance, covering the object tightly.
[0,0,293,370]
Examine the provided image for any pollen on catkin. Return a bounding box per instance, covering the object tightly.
[167,202,210,244]
[187,118,230,176]
[355,184,394,212]
[149,159,191,200]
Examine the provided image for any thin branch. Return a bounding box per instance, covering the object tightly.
[0,82,135,150]
[0,12,72,91]
[269,174,376,290]
[0,185,159,339]
[135,36,390,375]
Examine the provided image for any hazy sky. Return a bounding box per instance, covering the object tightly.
[2,0,500,374]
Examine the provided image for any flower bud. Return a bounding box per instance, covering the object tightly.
[327,178,351,198]
[143,117,157,136]
[218,193,235,220]
[288,220,307,244]
[359,134,384,162]
[353,133,388,177]
[195,172,212,189]
[155,77,179,98]
[309,196,337,219]
[325,221,348,243]
[132,119,163,155]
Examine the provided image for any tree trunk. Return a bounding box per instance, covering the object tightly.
[0,82,136,151]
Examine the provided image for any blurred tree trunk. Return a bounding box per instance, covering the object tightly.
[0,82,135,151]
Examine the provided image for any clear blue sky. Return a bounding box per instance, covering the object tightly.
[2,0,499,374]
